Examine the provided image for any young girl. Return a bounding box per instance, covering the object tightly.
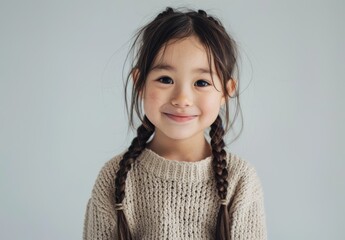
[83,7,267,240]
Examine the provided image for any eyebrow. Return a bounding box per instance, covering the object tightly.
[150,63,214,75]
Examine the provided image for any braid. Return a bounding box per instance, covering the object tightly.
[210,115,231,240]
[114,116,154,240]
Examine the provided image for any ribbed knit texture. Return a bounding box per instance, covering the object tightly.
[83,148,267,240]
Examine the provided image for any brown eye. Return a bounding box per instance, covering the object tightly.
[158,77,173,84]
[194,80,210,87]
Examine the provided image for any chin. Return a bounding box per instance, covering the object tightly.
[160,129,203,141]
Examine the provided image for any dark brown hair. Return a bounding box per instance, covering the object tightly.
[115,7,242,240]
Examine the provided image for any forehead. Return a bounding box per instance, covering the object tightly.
[152,36,216,71]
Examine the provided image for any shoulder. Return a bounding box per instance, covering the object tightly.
[226,152,265,209]
[89,151,125,213]
[226,152,261,185]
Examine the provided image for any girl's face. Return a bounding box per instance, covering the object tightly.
[142,36,226,143]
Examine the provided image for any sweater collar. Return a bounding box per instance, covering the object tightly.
[137,148,214,182]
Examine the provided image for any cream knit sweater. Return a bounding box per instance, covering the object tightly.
[83,148,267,240]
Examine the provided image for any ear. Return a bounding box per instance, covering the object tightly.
[131,68,144,97]
[221,78,237,105]
[131,68,140,84]
[227,78,237,97]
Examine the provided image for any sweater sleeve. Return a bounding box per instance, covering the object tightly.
[83,198,116,240]
[83,157,121,240]
[228,163,267,240]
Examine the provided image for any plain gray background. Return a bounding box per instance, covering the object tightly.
[1,0,344,239]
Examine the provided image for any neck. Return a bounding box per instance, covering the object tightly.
[147,130,212,162]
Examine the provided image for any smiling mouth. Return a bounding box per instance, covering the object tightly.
[164,113,197,122]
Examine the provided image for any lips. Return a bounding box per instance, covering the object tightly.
[163,113,197,123]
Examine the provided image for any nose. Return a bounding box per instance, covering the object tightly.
[171,87,193,107]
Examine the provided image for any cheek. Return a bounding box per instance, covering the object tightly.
[144,89,162,104]
[143,88,165,114]
[200,94,223,112]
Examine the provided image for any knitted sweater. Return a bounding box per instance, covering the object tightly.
[83,148,267,240]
